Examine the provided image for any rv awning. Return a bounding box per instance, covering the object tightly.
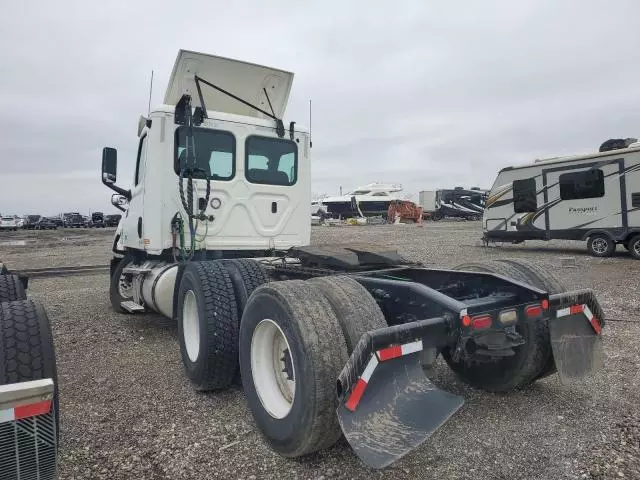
[164,50,294,120]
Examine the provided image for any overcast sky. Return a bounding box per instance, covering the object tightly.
[2,0,640,214]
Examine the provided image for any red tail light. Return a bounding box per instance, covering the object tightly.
[471,315,492,329]
[525,304,543,317]
[541,299,549,310]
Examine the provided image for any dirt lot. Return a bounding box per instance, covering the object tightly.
[1,224,638,480]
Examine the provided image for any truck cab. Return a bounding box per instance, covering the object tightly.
[103,50,310,258]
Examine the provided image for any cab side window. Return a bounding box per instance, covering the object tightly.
[134,135,148,186]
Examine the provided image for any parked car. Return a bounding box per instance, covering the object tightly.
[15,217,24,228]
[0,216,19,231]
[105,214,122,227]
[50,217,64,228]
[23,215,42,230]
[36,217,58,230]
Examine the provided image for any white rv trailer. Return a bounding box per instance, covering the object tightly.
[483,144,640,258]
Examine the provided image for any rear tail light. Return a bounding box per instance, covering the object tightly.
[471,315,492,329]
[461,315,472,327]
[525,304,543,317]
[541,299,549,310]
[498,309,517,324]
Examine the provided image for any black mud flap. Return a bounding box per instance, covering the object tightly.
[337,353,464,469]
[549,291,604,383]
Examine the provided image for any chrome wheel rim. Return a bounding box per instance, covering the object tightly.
[118,271,133,299]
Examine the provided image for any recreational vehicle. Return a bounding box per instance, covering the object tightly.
[483,144,640,258]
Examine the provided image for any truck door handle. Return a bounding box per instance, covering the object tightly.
[272,202,277,214]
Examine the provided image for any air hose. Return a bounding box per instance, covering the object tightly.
[174,96,212,261]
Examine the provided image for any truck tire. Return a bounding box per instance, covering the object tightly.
[177,261,239,391]
[627,235,640,260]
[443,260,554,392]
[221,259,270,385]
[239,281,349,457]
[0,274,27,303]
[494,259,565,380]
[0,299,59,436]
[109,253,135,313]
[587,234,615,257]
[307,275,387,353]
[495,259,565,294]
[221,259,270,315]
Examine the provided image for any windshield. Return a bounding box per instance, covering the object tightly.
[1,217,13,221]
[174,127,235,180]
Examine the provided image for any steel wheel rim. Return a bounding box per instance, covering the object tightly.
[183,290,200,362]
[118,271,133,299]
[634,241,640,256]
[592,238,608,254]
[251,319,296,419]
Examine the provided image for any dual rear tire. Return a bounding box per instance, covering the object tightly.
[239,276,386,457]
[175,262,386,458]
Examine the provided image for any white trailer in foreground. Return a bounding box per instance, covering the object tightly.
[483,144,640,258]
[101,50,605,469]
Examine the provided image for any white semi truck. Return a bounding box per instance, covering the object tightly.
[101,50,605,468]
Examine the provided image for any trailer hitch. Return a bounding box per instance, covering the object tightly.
[336,318,463,469]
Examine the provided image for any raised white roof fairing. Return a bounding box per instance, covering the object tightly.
[164,50,294,120]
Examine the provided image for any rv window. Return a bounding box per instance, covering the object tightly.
[559,169,604,200]
[174,127,235,180]
[513,178,537,213]
[245,136,297,186]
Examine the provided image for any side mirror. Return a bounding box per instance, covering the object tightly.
[111,194,128,212]
[102,147,118,184]
[101,147,131,199]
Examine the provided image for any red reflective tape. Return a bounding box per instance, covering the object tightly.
[377,345,403,362]
[14,400,52,420]
[345,378,367,412]
[570,305,583,315]
[590,317,602,335]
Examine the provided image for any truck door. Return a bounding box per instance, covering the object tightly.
[121,134,148,249]
[544,160,623,235]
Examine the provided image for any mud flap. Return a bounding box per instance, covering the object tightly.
[337,353,464,469]
[550,311,603,383]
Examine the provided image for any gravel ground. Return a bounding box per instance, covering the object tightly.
[0,224,638,480]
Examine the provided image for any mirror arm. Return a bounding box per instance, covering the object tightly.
[102,178,131,200]
[113,202,126,213]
